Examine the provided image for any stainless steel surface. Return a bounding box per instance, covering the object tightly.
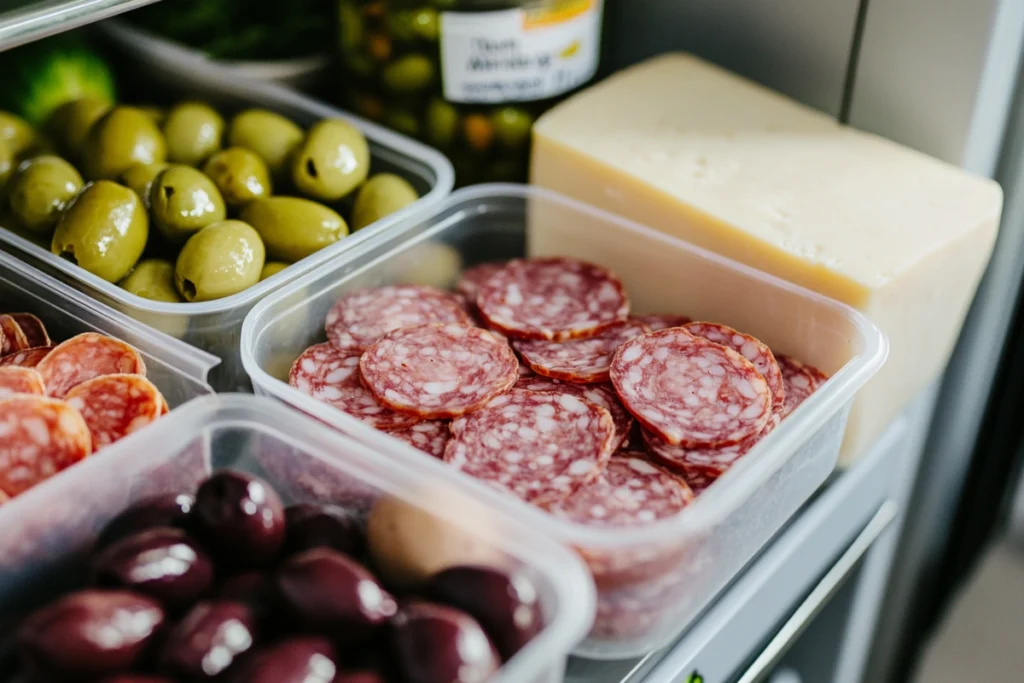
[0,0,157,51]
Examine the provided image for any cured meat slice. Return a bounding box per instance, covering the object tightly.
[0,315,29,355]
[610,328,772,447]
[544,452,694,527]
[444,389,615,505]
[682,469,715,496]
[65,374,165,452]
[360,323,518,419]
[456,262,504,303]
[0,366,45,399]
[476,258,630,341]
[0,395,91,496]
[683,321,785,412]
[642,412,781,476]
[0,346,53,368]
[630,314,691,331]
[515,375,634,451]
[36,333,147,399]
[776,355,828,417]
[383,420,450,459]
[289,342,417,430]
[513,319,650,384]
[326,285,472,352]
[10,314,50,348]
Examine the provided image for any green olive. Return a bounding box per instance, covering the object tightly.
[382,109,420,137]
[175,220,265,302]
[343,52,376,78]
[351,173,418,231]
[51,181,149,282]
[227,109,304,178]
[425,99,459,148]
[290,119,369,202]
[119,258,183,302]
[119,162,169,210]
[45,97,111,161]
[82,107,167,181]
[0,112,37,158]
[163,102,224,167]
[138,106,167,127]
[382,54,436,93]
[0,140,15,189]
[7,155,83,236]
[260,261,289,281]
[150,165,227,243]
[202,147,272,208]
[339,0,365,51]
[388,8,439,41]
[491,107,534,148]
[241,196,348,262]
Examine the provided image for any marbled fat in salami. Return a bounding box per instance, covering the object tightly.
[0,395,91,496]
[682,469,716,496]
[444,389,615,505]
[0,346,52,368]
[10,314,50,348]
[0,366,45,399]
[683,322,785,412]
[456,262,504,303]
[514,319,650,384]
[383,420,450,459]
[515,375,634,451]
[65,374,165,452]
[630,314,691,331]
[0,315,28,355]
[360,324,518,419]
[290,342,417,430]
[36,333,146,399]
[777,355,828,417]
[610,329,772,447]
[476,258,629,341]
[642,412,781,476]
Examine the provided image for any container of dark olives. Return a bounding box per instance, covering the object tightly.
[0,394,595,682]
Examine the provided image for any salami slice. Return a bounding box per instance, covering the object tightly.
[777,355,827,417]
[476,258,630,341]
[515,375,634,451]
[630,314,691,331]
[456,262,504,303]
[360,323,518,419]
[289,342,417,430]
[37,333,146,399]
[326,285,473,352]
[544,452,694,527]
[383,420,450,459]
[610,328,772,447]
[0,315,29,355]
[682,469,715,496]
[0,395,91,496]
[10,314,50,348]
[642,412,780,476]
[0,346,53,368]
[0,366,45,399]
[444,389,615,505]
[64,374,165,452]
[683,322,785,412]
[513,319,650,384]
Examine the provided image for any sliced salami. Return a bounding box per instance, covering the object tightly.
[515,375,634,451]
[544,452,694,527]
[360,324,518,419]
[10,314,50,348]
[456,262,504,303]
[683,322,785,412]
[513,319,650,384]
[64,374,165,452]
[0,315,29,355]
[476,258,630,341]
[444,389,615,505]
[0,346,53,368]
[777,355,827,417]
[630,314,691,331]
[36,333,147,399]
[0,395,91,496]
[383,420,450,459]
[682,469,715,496]
[642,412,781,476]
[0,366,45,399]
[289,342,417,430]
[326,285,473,352]
[610,328,772,447]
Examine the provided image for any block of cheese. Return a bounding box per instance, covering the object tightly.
[531,53,1004,463]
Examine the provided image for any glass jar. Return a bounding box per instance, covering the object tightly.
[338,0,605,185]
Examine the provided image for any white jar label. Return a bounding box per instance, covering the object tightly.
[440,0,604,103]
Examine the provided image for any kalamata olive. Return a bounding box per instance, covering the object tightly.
[275,548,397,635]
[101,676,175,682]
[216,572,282,628]
[18,590,165,680]
[427,565,542,659]
[334,672,387,683]
[96,493,195,549]
[193,471,285,567]
[391,602,499,683]
[159,600,257,680]
[93,528,214,609]
[229,637,337,683]
[283,504,365,558]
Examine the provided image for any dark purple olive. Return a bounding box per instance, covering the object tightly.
[283,504,365,558]
[96,493,195,549]
[216,571,281,624]
[159,601,258,680]
[18,590,165,680]
[275,548,397,635]
[230,637,337,683]
[334,672,387,683]
[391,602,499,683]
[94,528,214,609]
[427,565,542,659]
[194,471,285,568]
[100,676,175,682]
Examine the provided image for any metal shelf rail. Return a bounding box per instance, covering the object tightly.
[0,0,156,51]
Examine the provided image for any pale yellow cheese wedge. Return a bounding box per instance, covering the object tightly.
[531,53,1004,462]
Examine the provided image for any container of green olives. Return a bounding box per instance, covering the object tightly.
[0,37,454,392]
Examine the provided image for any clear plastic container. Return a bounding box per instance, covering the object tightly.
[0,28,454,392]
[241,184,888,657]
[0,394,595,683]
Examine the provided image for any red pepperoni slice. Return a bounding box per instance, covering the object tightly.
[0,315,29,355]
[444,389,615,505]
[630,314,691,331]
[64,374,165,452]
[326,285,473,352]
[456,262,504,303]
[0,346,53,368]
[0,395,91,496]
[642,412,780,476]
[289,342,417,430]
[777,355,828,417]
[10,314,50,348]
[383,420,450,459]
[476,258,629,341]
[513,319,650,384]
[515,375,634,451]
[360,323,518,419]
[36,333,147,399]
[0,366,45,399]
[683,322,785,412]
[610,328,772,447]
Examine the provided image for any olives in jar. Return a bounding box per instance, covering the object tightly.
[193,470,285,567]
[241,196,348,262]
[227,108,303,178]
[159,600,258,680]
[290,119,370,202]
[82,106,167,181]
[175,220,265,302]
[351,173,418,231]
[162,101,224,166]
[7,155,83,235]
[391,602,500,683]
[46,97,111,161]
[202,147,272,208]
[149,165,226,243]
[95,492,196,549]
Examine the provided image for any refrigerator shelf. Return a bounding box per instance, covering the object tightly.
[0,0,156,51]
